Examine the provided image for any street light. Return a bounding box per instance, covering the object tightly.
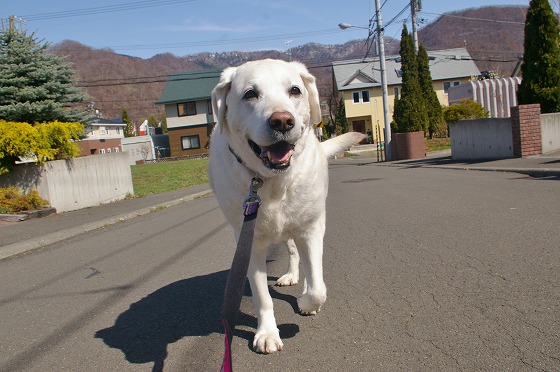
[338,11,392,160]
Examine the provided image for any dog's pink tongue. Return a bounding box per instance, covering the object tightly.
[261,142,294,164]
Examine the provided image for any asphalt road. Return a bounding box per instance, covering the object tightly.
[1,163,559,371]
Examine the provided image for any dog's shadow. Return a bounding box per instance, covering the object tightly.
[95,269,299,371]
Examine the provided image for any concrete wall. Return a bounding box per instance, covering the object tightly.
[540,112,560,154]
[450,118,514,160]
[0,152,133,213]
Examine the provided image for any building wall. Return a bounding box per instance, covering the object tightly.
[168,124,211,157]
[77,138,123,157]
[85,124,126,138]
[165,100,213,129]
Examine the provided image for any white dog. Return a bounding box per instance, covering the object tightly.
[209,59,364,354]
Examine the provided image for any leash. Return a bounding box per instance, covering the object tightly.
[220,174,263,372]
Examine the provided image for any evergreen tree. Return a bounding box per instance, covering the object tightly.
[147,115,159,128]
[122,108,134,137]
[0,27,90,123]
[335,97,348,134]
[518,0,560,113]
[417,45,444,138]
[160,113,168,133]
[393,25,428,133]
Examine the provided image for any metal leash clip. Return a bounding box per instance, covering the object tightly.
[242,175,263,216]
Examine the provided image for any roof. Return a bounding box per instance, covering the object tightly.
[89,117,126,126]
[332,48,480,91]
[155,69,223,105]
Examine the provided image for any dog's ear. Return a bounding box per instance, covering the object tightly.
[291,62,322,125]
[212,67,237,132]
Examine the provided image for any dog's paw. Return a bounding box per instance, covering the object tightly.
[253,330,284,354]
[276,273,299,287]
[297,290,326,315]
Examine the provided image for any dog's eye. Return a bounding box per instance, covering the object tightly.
[290,86,302,96]
[243,89,258,100]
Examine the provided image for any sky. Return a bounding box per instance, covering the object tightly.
[1,0,535,60]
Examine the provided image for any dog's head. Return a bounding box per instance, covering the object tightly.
[211,59,321,174]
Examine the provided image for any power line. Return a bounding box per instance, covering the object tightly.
[420,11,525,25]
[18,0,198,21]
[54,29,347,53]
[74,53,520,88]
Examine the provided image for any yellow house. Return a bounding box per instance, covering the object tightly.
[331,48,480,142]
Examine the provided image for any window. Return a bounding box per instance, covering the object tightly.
[181,135,200,150]
[107,148,111,153]
[114,147,119,152]
[361,90,370,103]
[352,91,370,104]
[177,102,197,116]
[394,87,401,99]
[99,148,106,154]
[443,81,460,94]
[207,99,213,115]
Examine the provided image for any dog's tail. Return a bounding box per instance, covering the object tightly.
[320,132,366,158]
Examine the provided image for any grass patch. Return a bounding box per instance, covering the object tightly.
[131,159,209,197]
[425,137,450,152]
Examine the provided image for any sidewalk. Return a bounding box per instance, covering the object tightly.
[0,184,212,260]
[1,150,559,261]
[346,148,560,177]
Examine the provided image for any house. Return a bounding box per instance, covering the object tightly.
[155,69,222,157]
[332,48,480,143]
[77,117,126,156]
[121,136,155,165]
[121,134,171,165]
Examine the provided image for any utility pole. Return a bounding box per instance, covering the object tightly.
[411,0,420,52]
[285,40,293,61]
[374,0,392,160]
[2,15,24,32]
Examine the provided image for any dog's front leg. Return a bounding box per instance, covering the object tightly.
[276,239,300,286]
[248,242,283,354]
[294,229,327,315]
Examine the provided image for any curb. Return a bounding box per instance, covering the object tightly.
[0,207,57,222]
[0,189,213,261]
[425,165,560,177]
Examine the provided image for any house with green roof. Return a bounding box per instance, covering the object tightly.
[156,69,222,156]
[332,48,480,143]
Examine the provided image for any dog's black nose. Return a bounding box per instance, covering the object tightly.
[269,111,295,133]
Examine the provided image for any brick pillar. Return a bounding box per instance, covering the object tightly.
[511,104,542,157]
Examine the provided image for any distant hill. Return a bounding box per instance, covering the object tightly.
[419,5,526,76]
[49,5,527,121]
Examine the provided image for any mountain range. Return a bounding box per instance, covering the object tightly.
[48,5,528,120]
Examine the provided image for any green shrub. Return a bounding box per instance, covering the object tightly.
[0,120,83,175]
[0,186,49,213]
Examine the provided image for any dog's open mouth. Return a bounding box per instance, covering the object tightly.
[249,140,295,170]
